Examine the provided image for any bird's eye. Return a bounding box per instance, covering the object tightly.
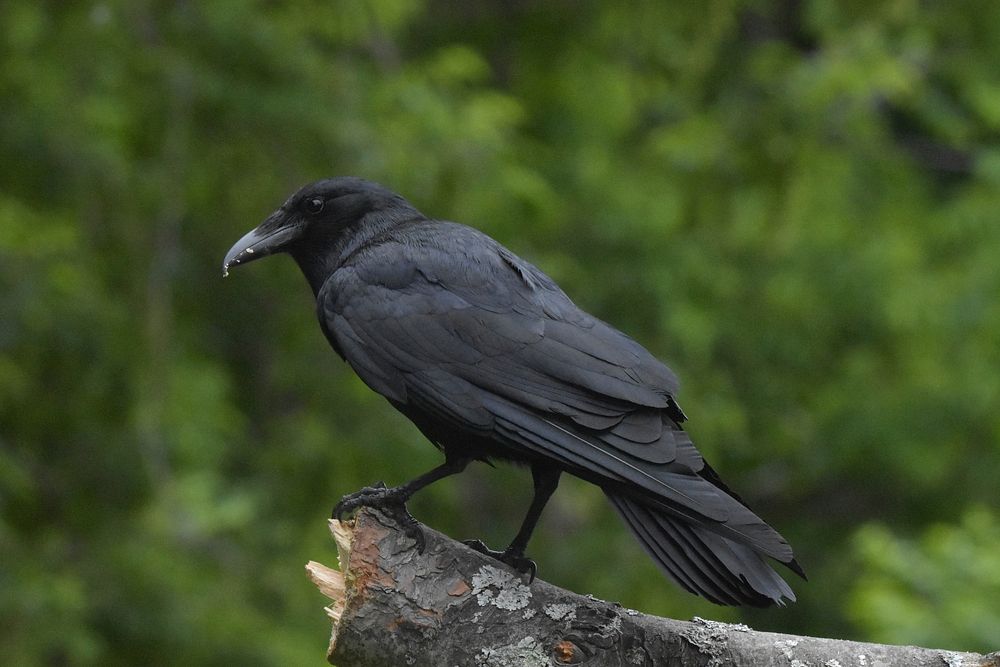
[304,198,325,215]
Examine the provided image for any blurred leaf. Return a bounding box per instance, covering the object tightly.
[849,508,1000,652]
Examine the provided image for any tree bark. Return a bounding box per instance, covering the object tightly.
[306,508,998,667]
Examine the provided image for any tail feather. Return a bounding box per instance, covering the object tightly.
[605,491,797,607]
[611,493,737,603]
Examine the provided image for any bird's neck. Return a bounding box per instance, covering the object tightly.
[291,206,423,298]
[291,246,342,297]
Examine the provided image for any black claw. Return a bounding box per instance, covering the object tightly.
[462,538,490,553]
[332,482,395,520]
[502,553,537,583]
[523,559,538,584]
[386,503,425,553]
[330,482,424,551]
[462,539,537,582]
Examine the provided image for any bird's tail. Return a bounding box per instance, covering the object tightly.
[605,491,799,607]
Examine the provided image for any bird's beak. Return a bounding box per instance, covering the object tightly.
[222,210,300,277]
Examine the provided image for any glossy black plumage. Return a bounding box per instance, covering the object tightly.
[223,177,804,606]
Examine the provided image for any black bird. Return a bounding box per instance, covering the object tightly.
[223,177,804,606]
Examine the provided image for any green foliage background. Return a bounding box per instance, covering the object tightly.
[2,1,999,663]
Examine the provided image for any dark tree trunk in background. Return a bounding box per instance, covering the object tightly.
[306,509,998,666]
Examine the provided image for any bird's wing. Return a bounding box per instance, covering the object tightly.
[320,227,792,561]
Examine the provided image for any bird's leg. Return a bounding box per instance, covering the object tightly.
[332,456,470,552]
[464,463,560,582]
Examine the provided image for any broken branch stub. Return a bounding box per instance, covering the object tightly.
[306,509,998,667]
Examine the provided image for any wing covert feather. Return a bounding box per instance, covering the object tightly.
[318,230,792,561]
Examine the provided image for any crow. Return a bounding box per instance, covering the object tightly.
[223,177,804,606]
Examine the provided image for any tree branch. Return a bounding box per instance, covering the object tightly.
[306,509,998,666]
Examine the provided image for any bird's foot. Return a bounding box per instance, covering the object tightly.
[332,481,425,552]
[462,539,537,583]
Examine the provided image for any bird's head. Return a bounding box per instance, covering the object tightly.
[222,177,415,281]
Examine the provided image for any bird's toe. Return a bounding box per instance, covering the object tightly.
[462,540,537,583]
